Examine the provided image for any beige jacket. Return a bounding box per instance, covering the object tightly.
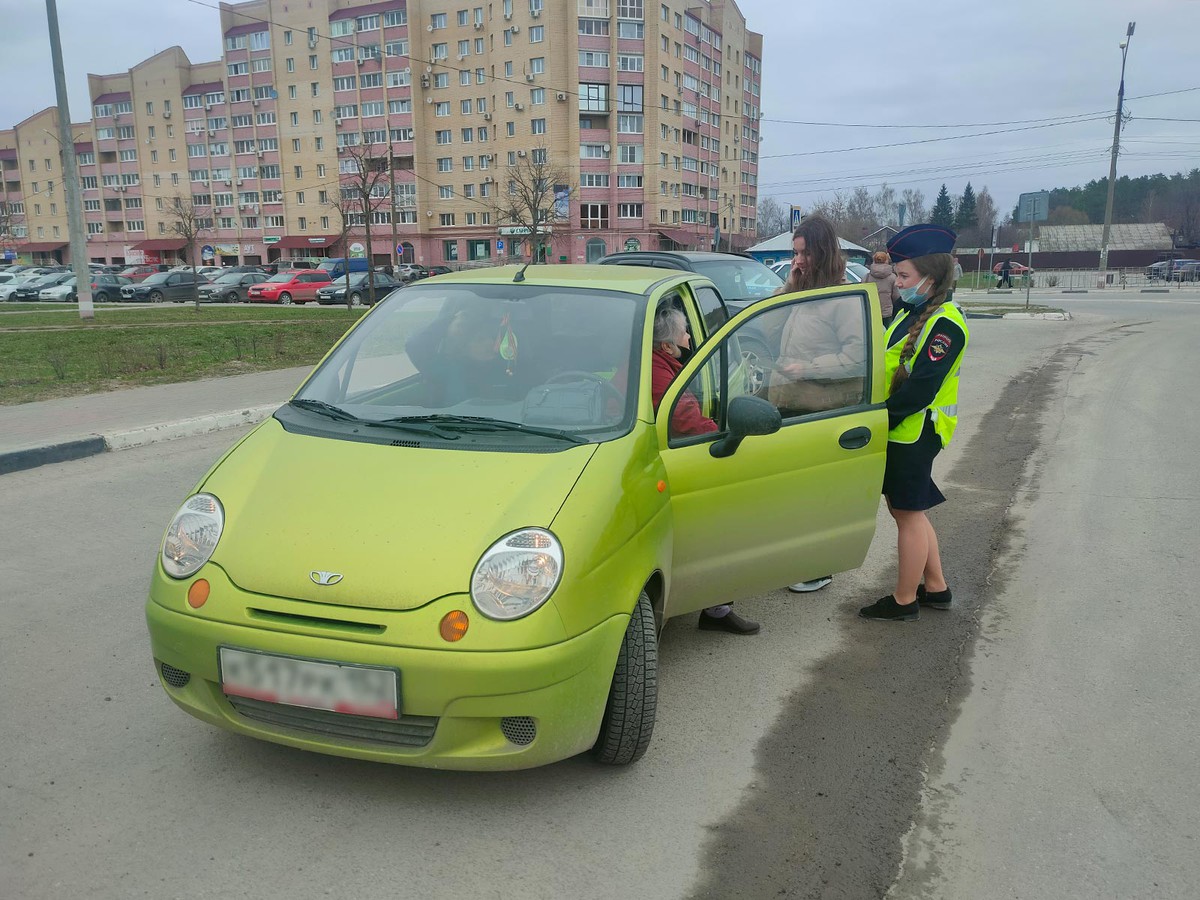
[767,295,866,413]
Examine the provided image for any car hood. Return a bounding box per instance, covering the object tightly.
[203,417,598,610]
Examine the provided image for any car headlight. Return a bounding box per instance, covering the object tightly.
[470,528,563,621]
[161,493,224,579]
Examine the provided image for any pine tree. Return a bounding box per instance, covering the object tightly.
[956,182,978,232]
[931,184,955,228]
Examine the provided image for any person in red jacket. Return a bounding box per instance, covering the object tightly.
[650,304,759,635]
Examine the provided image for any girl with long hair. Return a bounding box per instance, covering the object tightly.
[860,225,969,621]
[773,214,858,595]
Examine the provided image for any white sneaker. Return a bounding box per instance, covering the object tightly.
[788,576,832,593]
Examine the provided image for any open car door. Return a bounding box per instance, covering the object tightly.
[656,284,888,620]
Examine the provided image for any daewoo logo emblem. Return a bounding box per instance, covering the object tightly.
[310,571,344,586]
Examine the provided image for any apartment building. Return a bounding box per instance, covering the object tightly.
[0,0,762,268]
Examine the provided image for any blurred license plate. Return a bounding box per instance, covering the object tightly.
[219,647,398,720]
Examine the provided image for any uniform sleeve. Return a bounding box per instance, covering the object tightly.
[886,318,966,428]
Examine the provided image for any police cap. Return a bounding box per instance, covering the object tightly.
[887,224,957,263]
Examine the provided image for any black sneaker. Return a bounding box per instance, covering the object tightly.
[858,595,919,622]
[917,585,953,610]
[698,609,761,635]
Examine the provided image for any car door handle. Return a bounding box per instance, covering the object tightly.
[839,426,872,450]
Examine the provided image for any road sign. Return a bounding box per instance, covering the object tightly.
[396,244,405,254]
[790,206,804,230]
[1017,191,1050,224]
[496,240,505,251]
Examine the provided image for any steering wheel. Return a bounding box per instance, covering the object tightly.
[544,370,625,404]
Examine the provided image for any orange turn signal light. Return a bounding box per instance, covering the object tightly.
[187,579,210,609]
[439,610,470,642]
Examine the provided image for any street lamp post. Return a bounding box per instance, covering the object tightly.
[1098,21,1135,284]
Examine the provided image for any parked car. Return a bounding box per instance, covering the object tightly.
[0,274,42,301]
[41,273,134,303]
[120,270,211,303]
[145,263,888,770]
[318,257,372,279]
[992,260,1032,275]
[396,263,429,282]
[1147,259,1200,282]
[264,258,322,275]
[11,272,74,301]
[315,271,400,306]
[426,265,454,277]
[119,264,169,282]
[246,270,332,304]
[770,259,868,284]
[197,271,270,303]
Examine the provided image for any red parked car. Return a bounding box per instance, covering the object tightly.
[246,270,333,304]
[118,264,169,282]
[992,260,1032,275]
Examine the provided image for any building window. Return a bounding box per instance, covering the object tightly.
[443,239,459,260]
[580,203,609,229]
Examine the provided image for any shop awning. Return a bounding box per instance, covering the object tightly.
[275,234,340,249]
[133,238,187,251]
[18,242,68,253]
[657,228,705,248]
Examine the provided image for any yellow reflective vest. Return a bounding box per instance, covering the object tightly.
[883,301,969,446]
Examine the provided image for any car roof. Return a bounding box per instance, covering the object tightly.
[423,263,692,294]
[601,250,755,263]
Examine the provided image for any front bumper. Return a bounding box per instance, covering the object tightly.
[146,568,626,770]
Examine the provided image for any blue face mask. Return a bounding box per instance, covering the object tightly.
[898,277,930,307]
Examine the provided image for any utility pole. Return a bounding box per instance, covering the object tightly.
[388,144,399,270]
[1099,21,1135,284]
[46,0,92,320]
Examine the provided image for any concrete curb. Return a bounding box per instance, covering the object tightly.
[1001,311,1073,320]
[0,403,279,476]
[104,404,279,451]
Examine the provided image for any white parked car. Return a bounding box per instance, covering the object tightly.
[770,259,867,284]
[39,277,78,301]
[0,275,40,301]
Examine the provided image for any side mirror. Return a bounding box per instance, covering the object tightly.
[710,395,781,458]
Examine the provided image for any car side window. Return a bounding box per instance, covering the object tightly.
[670,291,870,445]
[692,285,728,335]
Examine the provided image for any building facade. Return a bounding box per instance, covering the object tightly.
[0,0,762,268]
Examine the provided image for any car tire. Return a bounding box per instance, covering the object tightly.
[94,291,109,303]
[279,292,293,305]
[149,290,164,303]
[592,589,658,766]
[349,291,363,306]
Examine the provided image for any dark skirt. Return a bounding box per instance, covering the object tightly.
[882,416,946,511]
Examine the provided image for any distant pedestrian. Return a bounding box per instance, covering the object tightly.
[860,224,969,622]
[863,251,899,325]
[997,258,1013,288]
[383,263,395,277]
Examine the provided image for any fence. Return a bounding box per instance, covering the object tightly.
[961,267,1200,292]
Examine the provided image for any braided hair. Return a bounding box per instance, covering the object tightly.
[890,253,956,394]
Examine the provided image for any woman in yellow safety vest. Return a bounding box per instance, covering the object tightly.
[860,224,969,622]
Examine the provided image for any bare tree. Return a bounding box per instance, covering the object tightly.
[0,200,18,260]
[165,194,209,310]
[326,194,358,309]
[339,141,391,305]
[900,189,928,226]
[756,196,788,239]
[973,187,998,248]
[485,147,574,268]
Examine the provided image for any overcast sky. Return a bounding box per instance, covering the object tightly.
[3,0,1198,220]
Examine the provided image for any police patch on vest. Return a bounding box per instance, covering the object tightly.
[927,333,952,362]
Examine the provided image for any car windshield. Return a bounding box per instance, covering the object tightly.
[690,259,783,302]
[266,272,297,283]
[294,282,645,446]
[142,273,170,285]
[212,273,245,284]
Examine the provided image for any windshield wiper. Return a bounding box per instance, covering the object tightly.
[379,414,586,444]
[289,398,360,422]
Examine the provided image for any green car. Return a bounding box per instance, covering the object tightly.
[146,265,887,770]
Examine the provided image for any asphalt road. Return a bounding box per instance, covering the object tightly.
[1,302,1195,899]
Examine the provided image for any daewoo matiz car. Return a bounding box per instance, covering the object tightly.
[146,264,888,770]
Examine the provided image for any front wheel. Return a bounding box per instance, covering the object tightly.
[149,290,164,303]
[225,291,239,303]
[279,292,293,305]
[592,590,658,766]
